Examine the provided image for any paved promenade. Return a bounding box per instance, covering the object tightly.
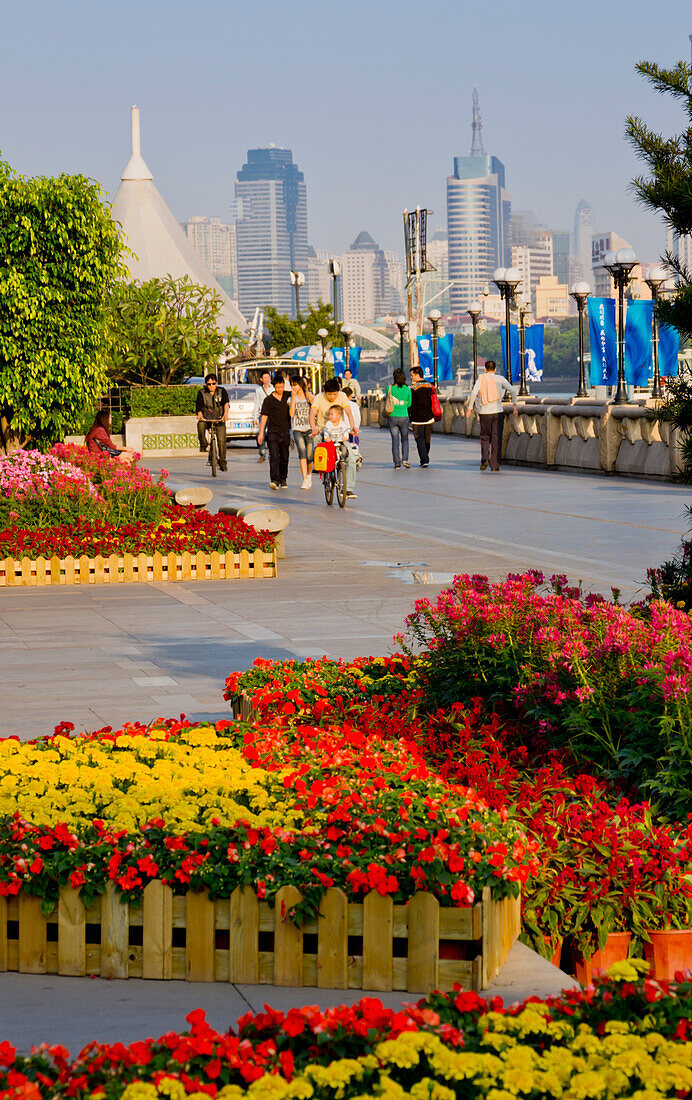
[1,426,688,739]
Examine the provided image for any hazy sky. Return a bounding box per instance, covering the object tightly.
[1,0,690,262]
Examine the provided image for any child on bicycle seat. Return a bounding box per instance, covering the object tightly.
[322,405,358,501]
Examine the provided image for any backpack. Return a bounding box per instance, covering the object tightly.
[313,441,337,473]
[431,389,442,422]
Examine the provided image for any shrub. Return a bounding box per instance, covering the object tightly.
[0,449,104,529]
[647,505,692,611]
[129,384,197,418]
[50,443,170,525]
[400,572,692,817]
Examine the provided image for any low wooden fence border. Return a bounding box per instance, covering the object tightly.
[0,549,277,587]
[0,883,520,992]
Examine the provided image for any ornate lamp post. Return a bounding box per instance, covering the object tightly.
[395,315,407,374]
[289,270,305,318]
[603,247,637,404]
[516,297,532,397]
[644,265,667,399]
[427,308,441,386]
[570,281,591,397]
[493,266,522,384]
[467,300,482,385]
[341,323,353,374]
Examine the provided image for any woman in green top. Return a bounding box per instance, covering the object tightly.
[386,368,412,469]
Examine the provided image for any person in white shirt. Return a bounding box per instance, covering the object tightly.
[466,360,518,472]
[342,368,362,405]
[322,405,358,500]
[256,369,273,462]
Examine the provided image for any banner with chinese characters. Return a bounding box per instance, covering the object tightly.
[624,299,654,386]
[587,297,617,385]
[437,334,454,382]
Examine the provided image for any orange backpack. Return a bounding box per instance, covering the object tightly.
[313,441,337,472]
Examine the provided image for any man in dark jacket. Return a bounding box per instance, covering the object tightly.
[409,366,435,467]
[196,374,230,471]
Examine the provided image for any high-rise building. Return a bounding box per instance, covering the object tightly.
[182,216,237,300]
[384,250,404,314]
[424,230,450,314]
[511,232,553,311]
[573,201,594,290]
[667,226,692,270]
[551,231,570,286]
[306,247,332,309]
[447,92,511,313]
[591,231,631,297]
[234,145,308,318]
[340,231,391,323]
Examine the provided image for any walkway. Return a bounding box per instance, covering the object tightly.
[1,426,687,739]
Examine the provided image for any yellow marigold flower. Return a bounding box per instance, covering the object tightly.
[155,1078,186,1100]
[565,1069,607,1098]
[217,1088,245,1100]
[604,1020,631,1034]
[120,1085,158,1100]
[605,958,648,982]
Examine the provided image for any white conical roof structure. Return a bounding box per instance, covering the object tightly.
[111,107,246,333]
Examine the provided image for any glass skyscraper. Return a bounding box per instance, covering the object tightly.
[447,154,511,313]
[234,146,308,318]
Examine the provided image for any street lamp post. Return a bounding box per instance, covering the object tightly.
[644,265,667,399]
[493,266,522,384]
[341,323,353,374]
[603,247,637,404]
[395,315,407,374]
[517,298,531,397]
[467,300,482,385]
[570,281,591,397]
[328,259,341,328]
[317,327,328,366]
[428,309,441,387]
[289,270,305,319]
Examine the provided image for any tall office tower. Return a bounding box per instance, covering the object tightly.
[340,231,390,323]
[234,145,308,317]
[384,250,404,313]
[424,230,450,313]
[306,246,332,308]
[182,216,237,299]
[573,200,594,289]
[551,230,570,286]
[447,92,511,312]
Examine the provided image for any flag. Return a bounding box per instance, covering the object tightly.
[347,347,361,377]
[659,323,680,377]
[587,297,617,385]
[437,334,454,382]
[332,347,346,373]
[417,335,434,380]
[524,324,544,381]
[500,324,520,379]
[624,299,653,386]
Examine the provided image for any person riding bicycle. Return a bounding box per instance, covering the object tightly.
[322,404,358,501]
[196,374,230,472]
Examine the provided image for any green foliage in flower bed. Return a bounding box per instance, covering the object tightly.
[129,384,198,418]
[399,572,692,819]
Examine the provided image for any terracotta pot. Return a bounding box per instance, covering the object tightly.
[644,929,692,981]
[572,932,631,985]
[543,937,564,968]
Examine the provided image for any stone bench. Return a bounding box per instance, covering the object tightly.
[174,487,214,508]
[219,501,290,559]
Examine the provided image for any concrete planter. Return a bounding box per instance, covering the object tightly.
[125,415,200,457]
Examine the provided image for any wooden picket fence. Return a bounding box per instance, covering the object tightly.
[0,883,520,992]
[0,549,276,587]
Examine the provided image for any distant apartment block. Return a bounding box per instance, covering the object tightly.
[534,275,570,319]
[511,233,553,311]
[339,231,391,324]
[182,216,237,299]
[234,145,308,318]
[306,247,332,309]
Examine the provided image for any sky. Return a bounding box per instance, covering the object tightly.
[1,0,691,263]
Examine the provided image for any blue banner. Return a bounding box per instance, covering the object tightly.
[346,347,361,377]
[659,323,680,377]
[524,325,544,381]
[624,300,653,386]
[332,347,346,372]
[437,334,454,382]
[587,297,617,386]
[291,346,312,361]
[500,324,520,379]
[417,335,434,380]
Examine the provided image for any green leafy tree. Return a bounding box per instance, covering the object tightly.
[627,57,692,480]
[0,158,126,453]
[107,275,244,387]
[263,300,339,356]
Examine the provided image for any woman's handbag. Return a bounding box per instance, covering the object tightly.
[384,388,396,416]
[431,389,442,422]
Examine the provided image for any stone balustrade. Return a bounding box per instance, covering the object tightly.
[360,393,684,481]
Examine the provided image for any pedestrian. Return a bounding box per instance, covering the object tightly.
[290,375,314,490]
[256,369,273,463]
[342,367,362,405]
[465,359,518,472]
[196,374,230,472]
[309,377,357,437]
[409,366,435,468]
[258,372,292,490]
[385,367,411,469]
[322,404,358,500]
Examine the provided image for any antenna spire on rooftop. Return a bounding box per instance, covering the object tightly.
[131,105,141,156]
[470,87,486,156]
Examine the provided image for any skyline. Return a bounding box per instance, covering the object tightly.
[1,1,691,265]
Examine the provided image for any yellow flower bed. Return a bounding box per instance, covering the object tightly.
[0,727,287,832]
[122,1012,692,1100]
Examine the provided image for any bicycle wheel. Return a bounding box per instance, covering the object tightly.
[323,470,334,506]
[209,428,218,477]
[336,459,347,508]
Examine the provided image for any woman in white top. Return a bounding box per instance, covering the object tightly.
[289,376,315,489]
